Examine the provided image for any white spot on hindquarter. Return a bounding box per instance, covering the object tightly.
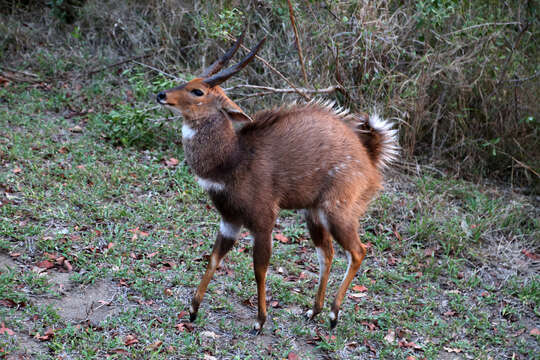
[306,309,314,318]
[253,322,261,330]
[182,123,197,139]
[197,177,225,192]
[220,220,240,239]
[315,247,326,287]
[317,209,330,231]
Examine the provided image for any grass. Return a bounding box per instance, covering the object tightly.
[0,63,538,359]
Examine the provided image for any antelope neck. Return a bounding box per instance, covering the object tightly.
[183,114,242,180]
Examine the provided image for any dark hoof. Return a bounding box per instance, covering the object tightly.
[249,321,263,335]
[189,312,197,322]
[329,311,338,329]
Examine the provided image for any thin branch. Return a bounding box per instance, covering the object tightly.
[225,84,343,95]
[132,61,185,81]
[444,22,521,36]
[224,34,311,101]
[287,0,308,84]
[505,71,539,83]
[86,52,157,77]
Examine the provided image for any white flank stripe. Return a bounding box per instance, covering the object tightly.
[182,123,197,139]
[197,177,225,192]
[220,220,240,239]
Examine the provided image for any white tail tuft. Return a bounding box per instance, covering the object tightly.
[368,112,400,169]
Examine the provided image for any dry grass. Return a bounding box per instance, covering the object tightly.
[0,0,538,189]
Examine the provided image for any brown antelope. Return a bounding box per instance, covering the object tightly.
[156,34,398,333]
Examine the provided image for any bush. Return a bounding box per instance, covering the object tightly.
[1,0,538,188]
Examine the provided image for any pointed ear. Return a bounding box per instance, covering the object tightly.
[220,98,253,122]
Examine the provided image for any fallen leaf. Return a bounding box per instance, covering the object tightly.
[530,328,540,336]
[146,340,163,351]
[274,233,289,243]
[406,356,417,360]
[398,340,422,350]
[443,310,456,317]
[165,157,179,167]
[163,288,173,297]
[287,352,299,360]
[124,334,139,346]
[36,260,54,269]
[361,321,378,331]
[177,311,188,319]
[424,247,436,257]
[522,249,540,260]
[0,299,16,308]
[384,329,395,343]
[392,224,402,241]
[147,251,158,258]
[35,328,55,341]
[63,260,73,272]
[364,338,377,354]
[110,349,129,355]
[387,255,398,265]
[175,323,194,332]
[0,323,15,336]
[352,285,368,292]
[12,167,22,174]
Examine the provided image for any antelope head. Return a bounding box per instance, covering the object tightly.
[156,32,265,124]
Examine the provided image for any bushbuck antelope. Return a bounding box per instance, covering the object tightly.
[156,34,398,333]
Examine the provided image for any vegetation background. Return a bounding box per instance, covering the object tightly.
[2,0,538,188]
[0,0,538,359]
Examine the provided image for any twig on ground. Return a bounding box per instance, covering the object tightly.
[287,0,308,84]
[0,70,41,83]
[0,66,39,78]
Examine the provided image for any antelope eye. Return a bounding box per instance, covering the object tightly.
[190,89,204,97]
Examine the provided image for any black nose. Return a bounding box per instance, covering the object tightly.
[156,91,166,103]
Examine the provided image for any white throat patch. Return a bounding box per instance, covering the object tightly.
[182,123,197,139]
